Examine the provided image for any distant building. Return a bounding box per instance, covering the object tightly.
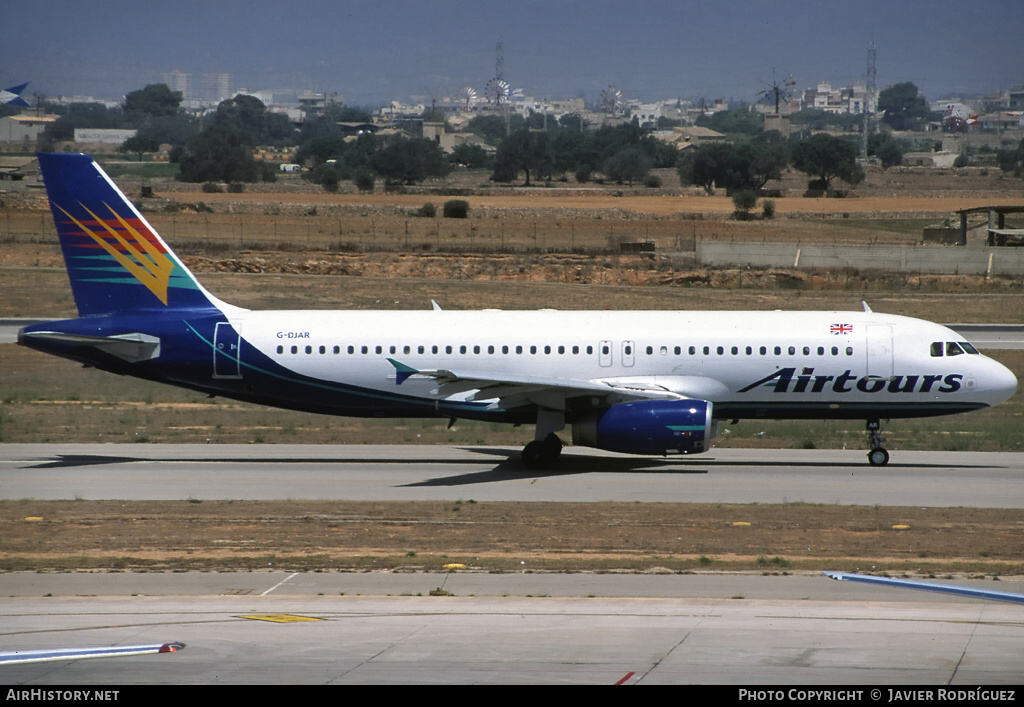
[800,82,874,114]
[73,128,137,144]
[0,114,57,143]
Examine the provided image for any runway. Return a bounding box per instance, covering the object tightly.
[2,443,1023,507]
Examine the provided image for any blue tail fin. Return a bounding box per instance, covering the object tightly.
[38,152,225,317]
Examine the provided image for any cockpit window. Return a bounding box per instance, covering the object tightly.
[960,342,980,354]
[946,341,965,356]
[930,342,943,357]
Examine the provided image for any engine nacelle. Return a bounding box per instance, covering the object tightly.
[572,399,714,455]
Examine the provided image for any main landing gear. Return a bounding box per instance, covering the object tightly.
[521,433,563,470]
[866,419,889,466]
[521,409,565,470]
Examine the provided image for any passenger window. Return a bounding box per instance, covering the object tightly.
[544,345,551,354]
[516,345,523,354]
[277,345,283,354]
[930,342,943,357]
[674,346,681,355]
[846,347,854,356]
[803,346,810,355]
[291,346,297,354]
[418,345,425,354]
[831,346,838,356]
[572,345,579,354]
[788,346,795,355]
[587,346,593,355]
[320,345,326,354]
[376,346,382,354]
[363,346,369,354]
[946,342,964,356]
[703,346,710,355]
[689,346,696,355]
[759,346,766,355]
[305,345,312,354]
[503,345,509,354]
[817,346,824,355]
[460,345,467,354]
[530,346,537,354]
[558,345,565,354]
[473,345,480,354]
[646,346,653,355]
[774,346,781,355]
[488,345,495,354]
[445,345,452,354]
[716,346,724,355]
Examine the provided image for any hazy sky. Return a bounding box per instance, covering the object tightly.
[3,0,1021,106]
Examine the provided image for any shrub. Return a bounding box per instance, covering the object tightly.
[643,174,663,188]
[201,182,223,193]
[575,167,591,183]
[418,202,436,218]
[762,198,776,219]
[443,199,470,218]
[227,182,245,193]
[353,170,375,193]
[731,189,758,218]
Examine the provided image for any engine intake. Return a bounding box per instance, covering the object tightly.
[572,399,714,455]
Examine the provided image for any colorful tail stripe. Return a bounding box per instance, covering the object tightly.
[38,153,216,316]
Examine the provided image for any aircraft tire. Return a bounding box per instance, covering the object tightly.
[522,440,555,470]
[867,447,890,466]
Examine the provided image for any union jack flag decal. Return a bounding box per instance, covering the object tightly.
[831,323,853,335]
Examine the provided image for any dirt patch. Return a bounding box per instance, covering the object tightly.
[1,500,1020,576]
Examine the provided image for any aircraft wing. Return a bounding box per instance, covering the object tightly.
[387,358,682,409]
[0,642,184,666]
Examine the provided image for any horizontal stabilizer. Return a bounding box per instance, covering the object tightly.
[19,330,161,363]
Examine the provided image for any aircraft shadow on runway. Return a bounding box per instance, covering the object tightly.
[23,449,994,486]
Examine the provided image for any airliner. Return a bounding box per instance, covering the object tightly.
[18,153,1018,468]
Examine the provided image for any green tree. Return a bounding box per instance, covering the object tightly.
[603,146,651,185]
[492,129,552,185]
[791,133,865,192]
[124,84,182,117]
[177,122,259,183]
[120,133,161,160]
[214,94,295,146]
[370,136,449,185]
[696,106,764,136]
[868,132,905,170]
[451,143,491,169]
[878,82,932,131]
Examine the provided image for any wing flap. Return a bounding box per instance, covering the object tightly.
[387,358,684,409]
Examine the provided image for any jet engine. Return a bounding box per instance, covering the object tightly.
[572,399,714,455]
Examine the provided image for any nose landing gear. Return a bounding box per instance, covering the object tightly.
[866,419,889,466]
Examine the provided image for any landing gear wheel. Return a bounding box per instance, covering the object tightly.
[521,440,554,470]
[542,433,563,460]
[867,447,890,466]
[865,419,889,467]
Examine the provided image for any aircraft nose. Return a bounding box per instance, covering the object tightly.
[986,358,1018,406]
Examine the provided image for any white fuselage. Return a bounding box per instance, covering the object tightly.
[231,309,1016,421]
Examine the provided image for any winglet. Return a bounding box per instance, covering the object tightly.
[431,300,442,311]
[862,301,872,313]
[387,358,418,385]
